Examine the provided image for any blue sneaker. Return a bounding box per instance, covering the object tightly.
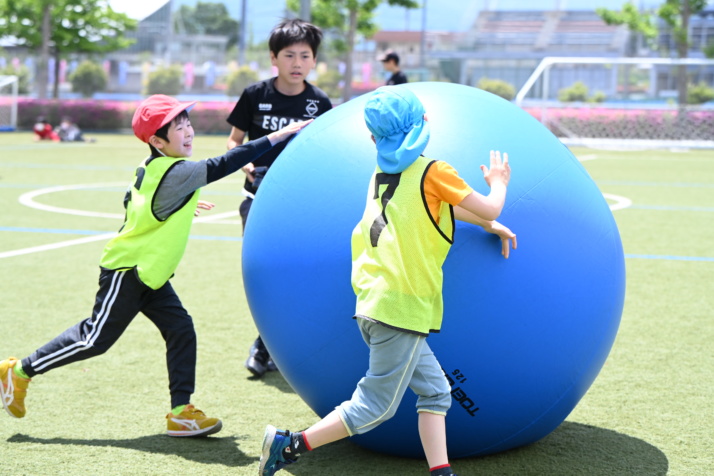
[259,425,299,475]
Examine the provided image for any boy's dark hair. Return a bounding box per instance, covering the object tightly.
[149,110,189,156]
[269,19,323,58]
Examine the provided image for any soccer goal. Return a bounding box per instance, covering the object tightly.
[0,75,19,132]
[515,57,714,150]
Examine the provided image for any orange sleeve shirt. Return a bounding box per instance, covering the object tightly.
[423,160,473,223]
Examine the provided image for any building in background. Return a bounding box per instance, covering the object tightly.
[372,7,714,101]
[2,1,713,100]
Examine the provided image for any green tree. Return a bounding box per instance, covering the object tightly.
[175,2,240,49]
[0,0,136,99]
[69,60,107,97]
[146,65,183,95]
[597,0,709,108]
[0,64,31,94]
[287,0,419,102]
[226,66,259,97]
[704,41,714,59]
[314,69,343,100]
[687,81,714,104]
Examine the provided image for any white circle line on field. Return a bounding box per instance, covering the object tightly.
[18,182,128,219]
[20,183,634,217]
[5,182,243,259]
[604,193,633,211]
[578,154,598,162]
[17,182,243,224]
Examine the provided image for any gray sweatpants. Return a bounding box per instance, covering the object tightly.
[337,318,452,436]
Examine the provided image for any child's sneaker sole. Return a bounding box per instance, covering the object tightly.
[166,404,223,437]
[167,420,223,437]
[258,425,278,475]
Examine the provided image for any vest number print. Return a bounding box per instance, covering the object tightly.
[370,172,401,247]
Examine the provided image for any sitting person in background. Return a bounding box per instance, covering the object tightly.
[56,117,95,142]
[33,117,60,142]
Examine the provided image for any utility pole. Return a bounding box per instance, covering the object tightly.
[420,0,427,72]
[300,0,311,21]
[166,0,174,64]
[239,0,247,65]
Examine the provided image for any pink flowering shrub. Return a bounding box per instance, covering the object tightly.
[186,101,234,135]
[15,100,712,140]
[17,99,234,135]
[523,106,714,140]
[18,99,127,130]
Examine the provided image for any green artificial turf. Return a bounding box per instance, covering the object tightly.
[0,134,712,475]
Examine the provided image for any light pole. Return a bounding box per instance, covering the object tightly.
[239,0,247,65]
[420,0,427,73]
[300,0,311,21]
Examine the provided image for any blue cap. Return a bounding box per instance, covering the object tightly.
[364,86,430,174]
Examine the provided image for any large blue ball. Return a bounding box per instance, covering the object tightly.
[242,82,625,458]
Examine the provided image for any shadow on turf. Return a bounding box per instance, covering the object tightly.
[247,367,297,395]
[5,421,668,474]
[461,421,670,476]
[7,433,257,468]
[254,421,669,476]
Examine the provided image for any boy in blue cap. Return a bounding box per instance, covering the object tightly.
[259,86,516,475]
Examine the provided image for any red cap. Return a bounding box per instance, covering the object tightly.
[132,94,196,143]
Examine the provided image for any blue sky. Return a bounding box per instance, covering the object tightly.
[109,0,698,44]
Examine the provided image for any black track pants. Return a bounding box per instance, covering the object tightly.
[22,268,196,408]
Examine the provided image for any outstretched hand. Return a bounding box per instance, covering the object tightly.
[267,119,314,146]
[483,220,517,259]
[480,150,510,188]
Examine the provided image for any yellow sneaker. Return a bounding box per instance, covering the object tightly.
[166,404,222,437]
[0,357,31,418]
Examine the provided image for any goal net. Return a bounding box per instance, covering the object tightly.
[515,57,714,150]
[0,75,19,132]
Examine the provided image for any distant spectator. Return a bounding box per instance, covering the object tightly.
[56,117,95,143]
[33,117,60,142]
[378,50,408,86]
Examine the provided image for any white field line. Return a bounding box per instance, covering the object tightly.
[0,232,117,259]
[4,184,630,259]
[603,193,633,211]
[0,210,241,260]
[577,154,598,162]
[18,183,242,223]
[18,182,127,219]
[2,183,242,259]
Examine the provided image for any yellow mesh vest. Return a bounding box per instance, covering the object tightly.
[351,156,454,335]
[100,156,200,290]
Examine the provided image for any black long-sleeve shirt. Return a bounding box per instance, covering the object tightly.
[133,136,272,220]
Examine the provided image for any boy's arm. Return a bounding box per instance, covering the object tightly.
[453,151,515,258]
[227,126,256,180]
[265,119,312,146]
[206,119,313,184]
[453,207,517,259]
[206,137,271,184]
[227,126,246,149]
[457,151,510,221]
